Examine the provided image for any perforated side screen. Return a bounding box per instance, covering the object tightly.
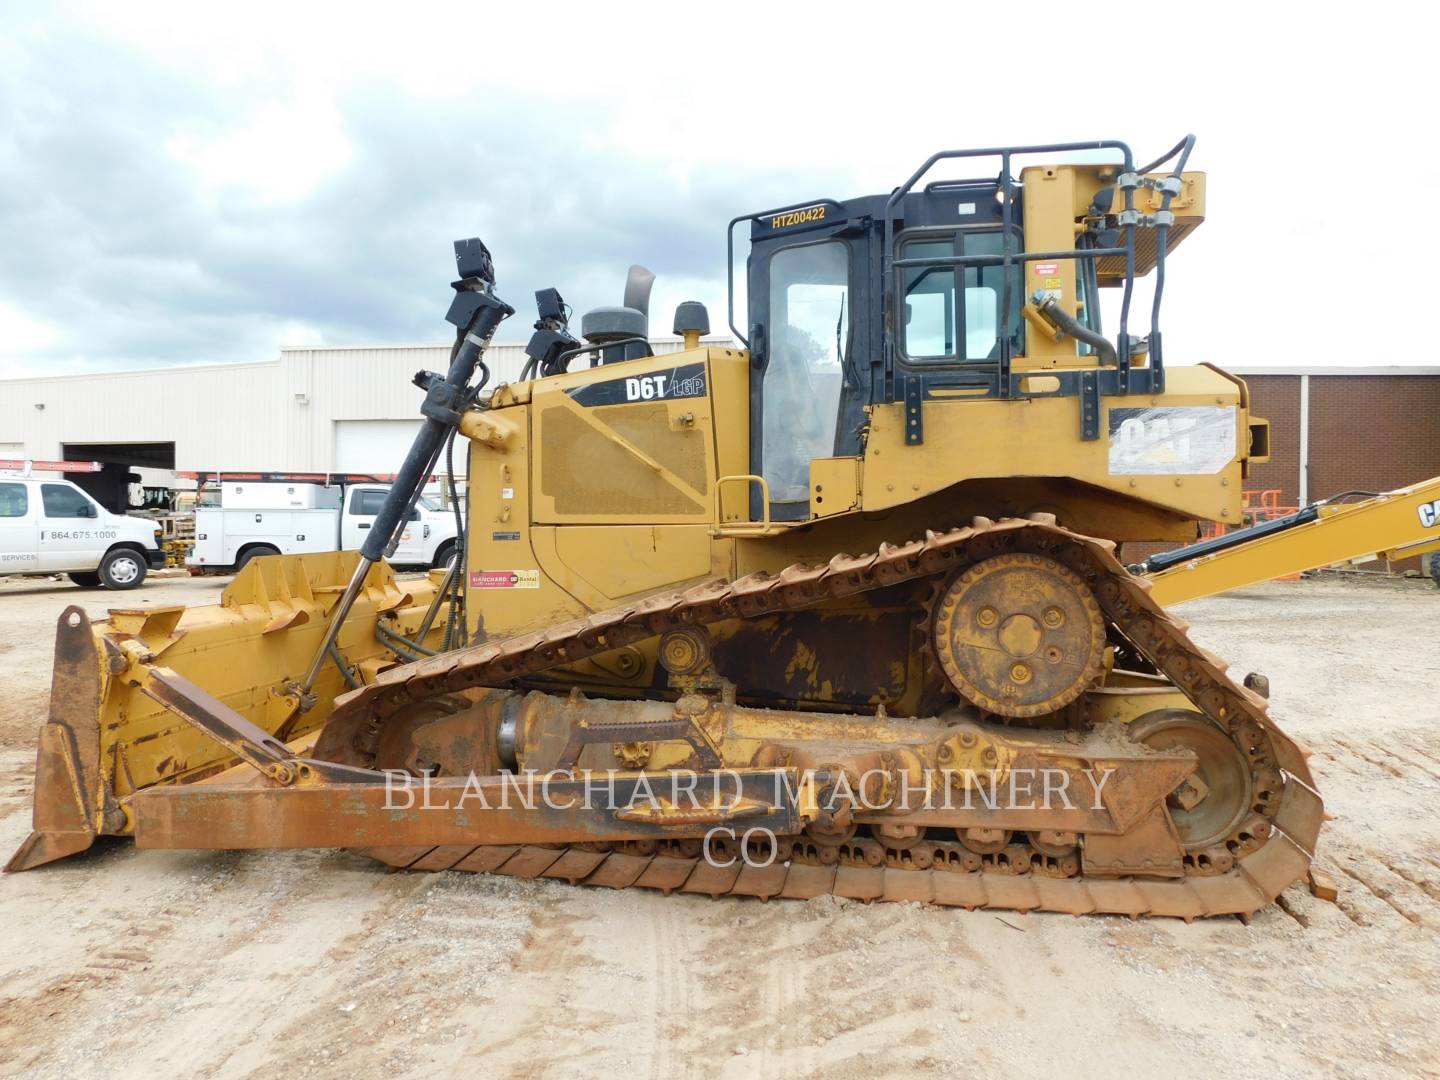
[540,404,706,516]
[593,403,708,495]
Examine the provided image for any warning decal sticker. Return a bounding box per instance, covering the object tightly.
[1108,406,1237,476]
[470,569,540,589]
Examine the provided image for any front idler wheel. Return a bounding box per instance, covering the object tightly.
[1129,709,1255,851]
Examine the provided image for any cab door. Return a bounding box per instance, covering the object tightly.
[0,482,39,572]
[747,225,869,522]
[345,486,426,563]
[344,487,384,552]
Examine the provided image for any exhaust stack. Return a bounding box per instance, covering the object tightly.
[580,264,655,364]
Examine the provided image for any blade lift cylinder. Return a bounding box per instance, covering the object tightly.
[298,238,513,697]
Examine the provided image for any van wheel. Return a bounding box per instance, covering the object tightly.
[99,548,147,590]
[236,545,280,571]
[67,571,102,588]
[432,541,459,571]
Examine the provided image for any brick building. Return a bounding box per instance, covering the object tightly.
[1229,365,1440,569]
[1234,366,1440,506]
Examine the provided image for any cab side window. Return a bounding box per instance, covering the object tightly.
[901,230,1024,362]
[0,483,27,517]
[41,484,94,518]
[351,489,386,515]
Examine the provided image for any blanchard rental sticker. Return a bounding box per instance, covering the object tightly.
[1108,406,1237,475]
[565,362,707,407]
[470,569,540,589]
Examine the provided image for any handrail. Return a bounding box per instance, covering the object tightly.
[726,199,845,347]
[892,246,1130,269]
[880,140,1138,398]
[722,136,1197,420]
[712,474,785,537]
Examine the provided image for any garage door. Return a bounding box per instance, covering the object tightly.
[333,420,422,473]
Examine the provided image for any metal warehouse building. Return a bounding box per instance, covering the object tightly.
[0,337,730,508]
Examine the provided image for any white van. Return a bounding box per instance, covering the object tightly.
[0,477,166,590]
[187,481,459,572]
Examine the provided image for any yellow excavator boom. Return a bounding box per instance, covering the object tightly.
[1143,476,1440,606]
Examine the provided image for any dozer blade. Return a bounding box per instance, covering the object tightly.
[5,552,451,872]
[5,607,104,871]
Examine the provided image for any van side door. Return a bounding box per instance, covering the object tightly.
[0,482,39,572]
[37,482,108,571]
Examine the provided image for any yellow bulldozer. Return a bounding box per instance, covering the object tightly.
[7,136,1341,918]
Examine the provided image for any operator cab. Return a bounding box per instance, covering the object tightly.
[744,187,1032,517]
[733,137,1204,523]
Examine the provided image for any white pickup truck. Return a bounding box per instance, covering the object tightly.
[187,481,459,572]
[0,477,166,589]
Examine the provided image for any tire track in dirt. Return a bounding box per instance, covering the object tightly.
[0,846,483,1079]
[0,748,39,824]
[1366,850,1440,904]
[1337,863,1424,927]
[1394,737,1440,777]
[1330,738,1407,779]
[1310,834,1440,931]
[247,867,544,1078]
[1372,746,1440,784]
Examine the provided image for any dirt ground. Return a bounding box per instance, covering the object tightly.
[0,570,1438,1079]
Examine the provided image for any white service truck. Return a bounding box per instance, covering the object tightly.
[0,476,167,589]
[187,481,459,572]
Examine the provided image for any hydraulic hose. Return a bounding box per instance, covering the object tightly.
[443,424,466,650]
[360,309,509,566]
[1148,134,1197,366]
[1033,294,1117,366]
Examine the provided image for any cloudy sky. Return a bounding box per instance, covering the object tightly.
[2,1,1434,376]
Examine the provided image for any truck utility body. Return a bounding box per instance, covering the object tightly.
[188,481,458,571]
[0,475,165,589]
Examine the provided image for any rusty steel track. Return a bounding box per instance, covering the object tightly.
[319,516,1324,919]
[362,828,1317,919]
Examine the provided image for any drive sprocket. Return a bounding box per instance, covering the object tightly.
[928,552,1107,718]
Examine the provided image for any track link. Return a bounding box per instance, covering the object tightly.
[319,516,1324,919]
[363,830,1317,919]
